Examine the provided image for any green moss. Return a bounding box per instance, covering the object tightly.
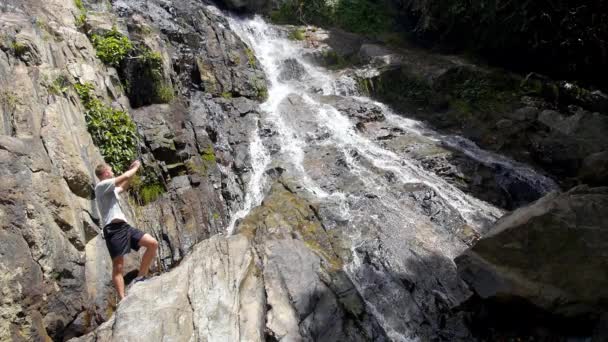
[91,27,133,67]
[74,0,85,11]
[156,84,174,103]
[48,74,71,95]
[245,48,256,67]
[139,183,164,205]
[185,159,207,177]
[11,42,27,57]
[201,147,216,163]
[221,92,232,99]
[75,13,87,28]
[75,82,138,173]
[212,212,220,220]
[288,28,306,41]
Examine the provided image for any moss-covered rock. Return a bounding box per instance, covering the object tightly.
[238,181,343,271]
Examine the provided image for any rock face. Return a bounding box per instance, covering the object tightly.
[73,182,387,341]
[355,48,608,188]
[456,186,608,333]
[0,0,266,339]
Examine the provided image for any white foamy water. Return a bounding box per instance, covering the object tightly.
[226,16,510,230]
[223,14,559,340]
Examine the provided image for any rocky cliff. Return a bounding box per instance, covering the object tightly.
[0,0,266,339]
[1,0,606,341]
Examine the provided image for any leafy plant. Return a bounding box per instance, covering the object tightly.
[129,168,166,205]
[75,13,87,28]
[91,27,133,67]
[48,74,71,95]
[74,0,85,12]
[288,28,306,41]
[334,0,392,34]
[75,82,138,173]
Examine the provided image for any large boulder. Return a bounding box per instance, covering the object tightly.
[456,185,608,321]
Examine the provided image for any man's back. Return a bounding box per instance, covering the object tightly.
[95,178,126,227]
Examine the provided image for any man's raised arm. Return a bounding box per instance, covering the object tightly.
[115,160,140,192]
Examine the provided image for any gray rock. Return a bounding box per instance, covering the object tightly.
[72,234,264,342]
[456,185,608,318]
[278,58,308,82]
[579,151,608,186]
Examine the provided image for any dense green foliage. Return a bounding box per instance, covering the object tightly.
[123,48,174,107]
[396,0,608,88]
[270,0,392,34]
[130,169,166,205]
[75,82,138,173]
[91,28,133,67]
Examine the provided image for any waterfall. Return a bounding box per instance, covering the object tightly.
[222,14,559,339]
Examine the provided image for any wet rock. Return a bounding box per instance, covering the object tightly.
[321,95,385,123]
[358,43,401,67]
[579,151,608,186]
[456,186,608,321]
[278,58,308,82]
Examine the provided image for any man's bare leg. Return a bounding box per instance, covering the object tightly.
[137,233,158,277]
[112,256,125,300]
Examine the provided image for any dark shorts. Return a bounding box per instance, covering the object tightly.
[103,222,145,259]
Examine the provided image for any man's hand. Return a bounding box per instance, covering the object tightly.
[115,160,141,192]
[129,160,141,170]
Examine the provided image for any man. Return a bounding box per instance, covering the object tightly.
[94,160,158,300]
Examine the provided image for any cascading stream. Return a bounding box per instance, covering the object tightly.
[223,14,560,340]
[225,15,536,231]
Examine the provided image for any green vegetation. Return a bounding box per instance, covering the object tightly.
[254,79,268,101]
[269,0,392,35]
[74,0,85,12]
[244,48,256,67]
[442,70,519,116]
[75,13,87,28]
[73,0,87,29]
[130,169,166,205]
[398,0,608,88]
[221,92,232,99]
[91,27,133,67]
[138,183,164,205]
[125,48,174,106]
[11,42,27,57]
[0,90,19,110]
[288,28,306,41]
[48,74,71,95]
[74,82,138,173]
[201,147,216,163]
[156,84,174,103]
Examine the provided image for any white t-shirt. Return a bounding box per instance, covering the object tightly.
[95,178,127,227]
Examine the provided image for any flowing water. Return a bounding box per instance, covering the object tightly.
[224,15,559,340]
